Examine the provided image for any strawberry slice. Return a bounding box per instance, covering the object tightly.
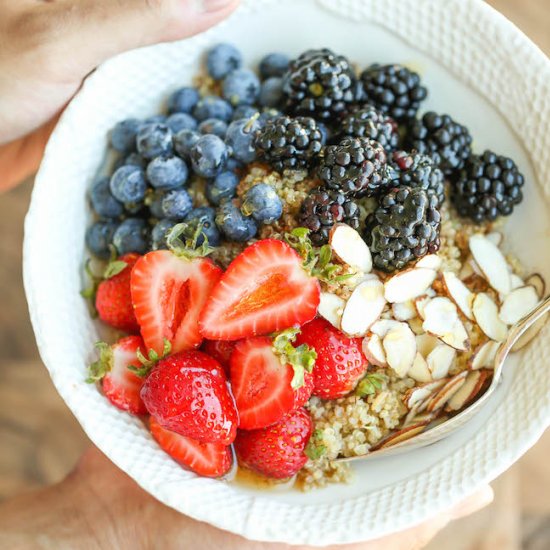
[199,239,320,340]
[150,417,232,478]
[230,336,314,430]
[87,335,147,415]
[131,250,222,356]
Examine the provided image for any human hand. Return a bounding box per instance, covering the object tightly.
[0,446,494,549]
[0,0,240,190]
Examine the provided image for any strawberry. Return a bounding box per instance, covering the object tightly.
[95,253,140,333]
[294,318,368,399]
[150,417,232,478]
[131,250,222,356]
[201,339,238,376]
[230,335,314,430]
[140,350,238,445]
[199,239,320,340]
[234,408,313,479]
[87,335,147,415]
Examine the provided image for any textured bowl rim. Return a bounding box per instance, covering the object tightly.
[24,0,550,545]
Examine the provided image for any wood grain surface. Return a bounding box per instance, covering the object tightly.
[0,1,548,548]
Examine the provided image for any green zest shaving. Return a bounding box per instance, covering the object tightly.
[355,373,386,397]
[80,249,128,305]
[166,223,215,259]
[305,429,327,460]
[86,342,114,383]
[272,327,317,390]
[128,339,172,378]
[285,227,355,284]
[103,260,128,279]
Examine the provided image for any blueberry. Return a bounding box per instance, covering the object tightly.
[184,207,221,246]
[151,219,176,250]
[116,152,147,170]
[143,115,167,125]
[90,177,124,218]
[193,96,233,122]
[206,43,243,80]
[174,129,201,160]
[190,134,229,178]
[259,53,290,79]
[110,119,141,153]
[123,201,146,216]
[317,122,329,145]
[113,218,150,255]
[241,183,283,224]
[161,188,193,220]
[259,77,283,108]
[166,113,198,133]
[225,117,261,164]
[146,155,188,189]
[198,118,228,139]
[226,157,244,172]
[215,201,257,242]
[258,108,282,125]
[222,69,260,106]
[232,105,260,121]
[86,220,118,259]
[136,123,173,159]
[206,171,239,206]
[147,190,166,219]
[110,165,147,203]
[167,87,200,114]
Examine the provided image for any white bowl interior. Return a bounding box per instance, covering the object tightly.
[24,0,550,545]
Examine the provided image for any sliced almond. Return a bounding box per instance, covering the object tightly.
[525,273,546,299]
[446,370,489,411]
[370,319,403,338]
[459,259,475,280]
[318,292,345,329]
[408,352,432,383]
[382,323,417,377]
[486,231,503,247]
[511,314,548,351]
[341,278,385,337]
[415,333,440,357]
[469,340,500,370]
[392,300,417,321]
[473,293,509,342]
[425,371,469,412]
[442,271,474,320]
[439,319,470,352]
[371,422,429,451]
[329,223,372,273]
[499,286,539,325]
[510,273,524,290]
[426,344,456,379]
[415,295,431,320]
[407,317,425,335]
[362,334,387,367]
[404,380,447,408]
[416,254,442,271]
[469,234,511,295]
[384,268,437,303]
[422,297,459,336]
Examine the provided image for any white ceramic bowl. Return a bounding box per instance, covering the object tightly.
[24,0,550,545]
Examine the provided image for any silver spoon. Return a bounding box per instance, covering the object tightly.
[337,294,550,463]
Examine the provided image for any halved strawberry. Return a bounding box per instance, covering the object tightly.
[87,335,147,415]
[230,336,314,430]
[131,250,222,356]
[150,417,232,478]
[201,339,238,377]
[199,239,320,340]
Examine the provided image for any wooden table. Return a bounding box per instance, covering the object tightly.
[0,1,548,548]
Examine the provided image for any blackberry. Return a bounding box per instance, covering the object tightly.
[282,48,358,120]
[365,186,441,272]
[254,115,323,172]
[388,150,446,206]
[451,150,524,223]
[318,137,387,197]
[359,64,427,121]
[339,106,399,152]
[298,187,360,246]
[406,112,472,176]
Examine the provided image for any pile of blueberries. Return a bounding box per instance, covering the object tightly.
[86,44,290,259]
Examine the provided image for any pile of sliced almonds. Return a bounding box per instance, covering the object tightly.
[326,225,546,447]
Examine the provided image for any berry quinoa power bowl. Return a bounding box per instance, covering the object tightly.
[23,0,550,545]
